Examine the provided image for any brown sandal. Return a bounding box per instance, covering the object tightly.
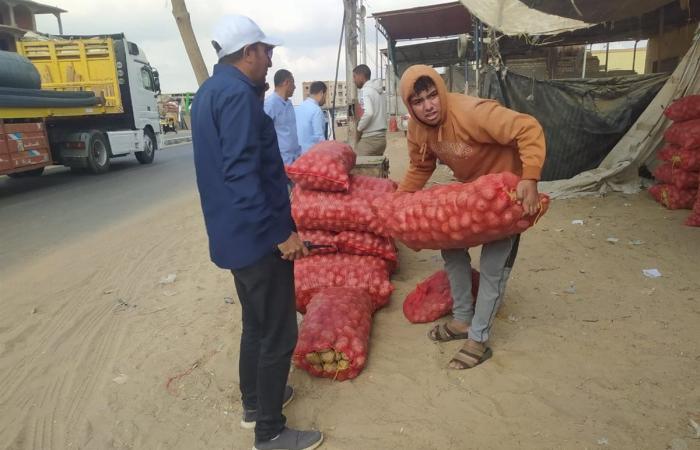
[449,339,493,369]
[428,322,469,342]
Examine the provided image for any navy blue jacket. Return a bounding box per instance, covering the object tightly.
[192,64,295,270]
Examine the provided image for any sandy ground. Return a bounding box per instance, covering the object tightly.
[1,131,699,450]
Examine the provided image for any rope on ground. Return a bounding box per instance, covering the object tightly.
[165,348,220,396]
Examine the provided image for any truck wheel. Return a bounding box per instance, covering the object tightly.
[7,167,45,178]
[136,129,156,164]
[86,132,111,174]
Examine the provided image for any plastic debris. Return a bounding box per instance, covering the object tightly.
[606,237,619,243]
[689,418,700,439]
[571,219,584,225]
[564,283,576,294]
[113,374,128,385]
[597,437,609,446]
[159,273,177,284]
[642,269,662,278]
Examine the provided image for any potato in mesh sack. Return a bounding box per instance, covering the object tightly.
[649,184,697,210]
[291,185,386,235]
[664,95,700,123]
[652,163,699,190]
[293,288,374,381]
[286,141,356,192]
[377,172,549,250]
[658,144,700,172]
[294,254,393,313]
[350,174,397,193]
[334,231,398,268]
[403,269,480,324]
[664,118,700,149]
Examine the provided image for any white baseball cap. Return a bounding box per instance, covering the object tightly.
[211,15,282,60]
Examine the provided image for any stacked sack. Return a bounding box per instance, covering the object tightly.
[651,95,700,226]
[286,141,398,380]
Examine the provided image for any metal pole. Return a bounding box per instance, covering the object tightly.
[604,42,610,72]
[331,8,346,140]
[55,13,63,35]
[632,40,638,73]
[343,0,358,145]
[359,1,367,65]
[375,23,379,77]
[581,44,588,78]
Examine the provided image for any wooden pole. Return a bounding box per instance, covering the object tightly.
[171,0,209,86]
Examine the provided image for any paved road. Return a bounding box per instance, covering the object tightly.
[0,143,197,269]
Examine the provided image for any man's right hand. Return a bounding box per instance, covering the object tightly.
[277,232,309,261]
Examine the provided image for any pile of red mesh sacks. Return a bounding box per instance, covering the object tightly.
[287,141,398,381]
[652,95,700,226]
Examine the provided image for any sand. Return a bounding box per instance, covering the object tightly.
[1,132,699,450]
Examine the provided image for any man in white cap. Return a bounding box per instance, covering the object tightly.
[191,15,323,450]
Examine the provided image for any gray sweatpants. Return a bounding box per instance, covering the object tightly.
[441,235,520,343]
[355,133,387,156]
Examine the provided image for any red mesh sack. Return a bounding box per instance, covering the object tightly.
[378,173,550,250]
[350,174,398,193]
[652,163,699,189]
[294,254,393,313]
[649,184,696,210]
[664,119,700,149]
[686,186,700,227]
[403,269,480,324]
[291,185,385,234]
[293,288,373,381]
[298,230,337,255]
[664,95,700,122]
[334,231,398,264]
[658,144,700,171]
[286,141,356,192]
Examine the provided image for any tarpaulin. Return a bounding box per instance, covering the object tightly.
[480,69,669,181]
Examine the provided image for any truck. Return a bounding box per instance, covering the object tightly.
[0,33,161,177]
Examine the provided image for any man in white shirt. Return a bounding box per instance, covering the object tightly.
[352,64,387,156]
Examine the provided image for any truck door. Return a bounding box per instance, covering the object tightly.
[124,42,160,134]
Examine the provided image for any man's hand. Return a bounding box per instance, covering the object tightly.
[277,232,309,261]
[516,179,540,217]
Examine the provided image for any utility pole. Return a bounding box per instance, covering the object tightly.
[171,0,209,86]
[359,1,367,65]
[343,0,358,146]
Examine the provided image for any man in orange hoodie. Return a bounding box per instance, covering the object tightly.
[397,65,546,370]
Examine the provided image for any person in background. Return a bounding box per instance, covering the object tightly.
[397,64,546,371]
[264,69,301,165]
[191,14,323,450]
[352,64,387,156]
[296,81,328,153]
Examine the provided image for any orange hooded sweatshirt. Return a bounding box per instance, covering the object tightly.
[397,65,546,192]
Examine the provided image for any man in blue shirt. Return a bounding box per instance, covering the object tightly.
[191,14,322,450]
[264,69,301,165]
[296,81,328,153]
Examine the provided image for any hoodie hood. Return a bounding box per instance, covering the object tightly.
[399,65,449,127]
[363,78,384,93]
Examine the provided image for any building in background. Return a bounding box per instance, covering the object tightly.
[302,81,347,109]
[591,42,648,75]
[0,0,65,51]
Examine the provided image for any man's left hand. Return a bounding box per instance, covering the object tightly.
[516,179,540,217]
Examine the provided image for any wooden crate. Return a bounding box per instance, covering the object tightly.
[351,155,389,178]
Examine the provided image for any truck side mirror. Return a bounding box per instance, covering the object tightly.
[152,69,161,94]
